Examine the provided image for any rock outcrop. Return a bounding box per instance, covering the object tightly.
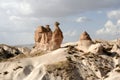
[111,44,120,55]
[0,44,22,60]
[88,43,104,55]
[32,22,63,53]
[77,31,93,52]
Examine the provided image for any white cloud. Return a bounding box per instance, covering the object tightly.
[76,17,90,23]
[0,2,19,9]
[20,1,33,15]
[97,9,120,36]
[108,9,120,19]
[26,0,120,17]
[96,20,120,35]
[0,0,33,16]
[0,0,120,17]
[9,16,22,21]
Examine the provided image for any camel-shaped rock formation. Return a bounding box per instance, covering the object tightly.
[33,22,63,52]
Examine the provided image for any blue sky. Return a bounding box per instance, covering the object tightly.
[0,0,120,45]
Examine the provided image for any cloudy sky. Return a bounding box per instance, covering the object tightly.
[1,0,120,45]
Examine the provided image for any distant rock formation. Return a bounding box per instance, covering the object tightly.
[0,44,22,60]
[77,31,93,52]
[17,47,31,55]
[32,22,63,53]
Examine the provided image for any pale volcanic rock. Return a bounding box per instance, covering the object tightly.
[77,31,93,52]
[88,43,104,54]
[104,67,120,80]
[111,44,120,55]
[1,39,120,80]
[50,22,64,50]
[0,45,116,80]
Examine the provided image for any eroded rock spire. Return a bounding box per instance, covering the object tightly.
[77,31,93,52]
[50,22,64,50]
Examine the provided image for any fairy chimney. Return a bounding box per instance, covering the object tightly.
[78,31,93,52]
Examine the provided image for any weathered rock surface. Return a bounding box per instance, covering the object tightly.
[0,40,120,80]
[104,67,120,80]
[88,43,104,55]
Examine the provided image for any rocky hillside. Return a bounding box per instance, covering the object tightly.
[0,44,22,61]
[0,39,120,80]
[0,44,31,61]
